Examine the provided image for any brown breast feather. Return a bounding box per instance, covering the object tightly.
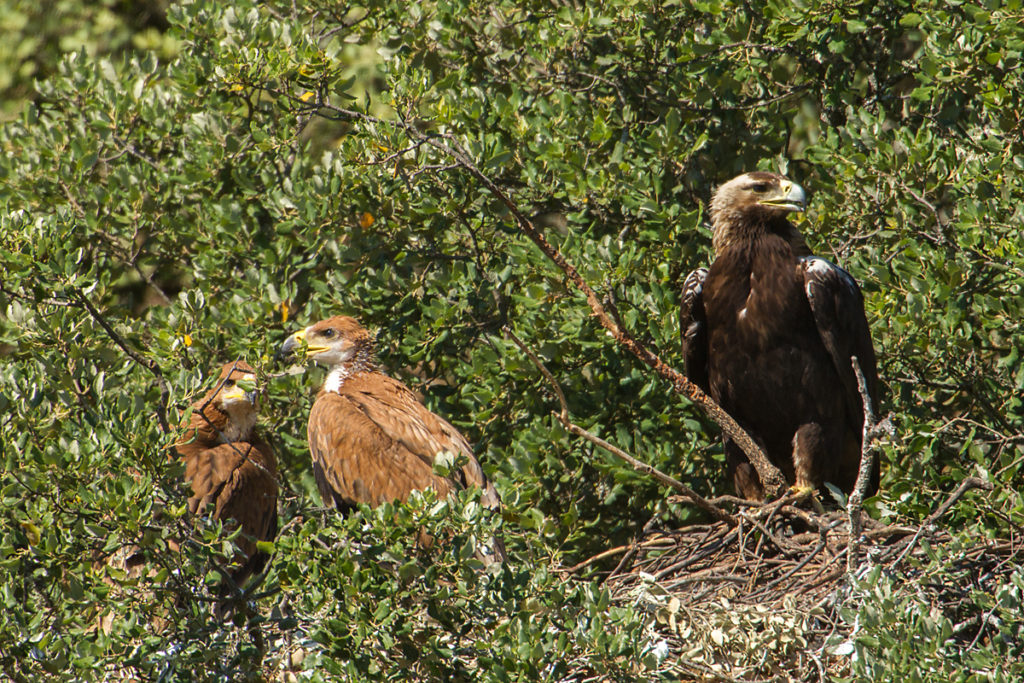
[176,401,278,584]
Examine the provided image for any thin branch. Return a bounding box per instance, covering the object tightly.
[562,421,737,526]
[923,477,996,526]
[750,531,828,597]
[563,544,633,573]
[503,327,567,419]
[891,477,995,565]
[71,287,170,434]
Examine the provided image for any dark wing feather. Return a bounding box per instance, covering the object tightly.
[800,257,880,427]
[680,267,710,392]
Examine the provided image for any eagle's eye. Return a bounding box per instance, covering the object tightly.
[223,379,236,387]
[750,183,770,193]
[321,329,336,339]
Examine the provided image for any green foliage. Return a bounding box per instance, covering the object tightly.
[832,550,1024,682]
[0,0,176,120]
[2,0,1023,678]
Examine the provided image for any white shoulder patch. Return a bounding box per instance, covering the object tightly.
[802,256,834,277]
[801,256,859,299]
[683,268,707,296]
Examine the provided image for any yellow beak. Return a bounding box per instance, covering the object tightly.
[278,328,327,360]
[221,387,247,402]
[759,181,807,212]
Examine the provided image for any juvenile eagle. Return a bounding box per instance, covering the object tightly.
[176,361,279,596]
[279,316,505,563]
[680,172,879,500]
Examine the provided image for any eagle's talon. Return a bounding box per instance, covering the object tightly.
[787,484,826,513]
[787,484,814,499]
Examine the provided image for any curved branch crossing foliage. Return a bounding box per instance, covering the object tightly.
[504,327,738,525]
[314,103,786,497]
[427,131,788,496]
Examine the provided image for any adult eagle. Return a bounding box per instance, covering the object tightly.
[176,361,279,599]
[279,316,505,563]
[680,171,879,501]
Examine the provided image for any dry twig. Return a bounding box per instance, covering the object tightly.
[504,327,737,526]
[72,286,170,434]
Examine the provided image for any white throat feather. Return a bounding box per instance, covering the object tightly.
[323,365,350,394]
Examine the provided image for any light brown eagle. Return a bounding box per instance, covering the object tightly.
[680,171,880,501]
[279,316,505,563]
[176,361,279,595]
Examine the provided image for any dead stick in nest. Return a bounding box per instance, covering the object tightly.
[846,355,890,575]
[563,535,678,573]
[652,529,740,580]
[663,570,748,588]
[504,327,738,526]
[749,525,831,598]
[607,517,661,580]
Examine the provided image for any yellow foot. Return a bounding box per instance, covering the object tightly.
[787,484,825,513]
[787,484,814,499]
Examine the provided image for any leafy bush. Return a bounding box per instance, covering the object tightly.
[2,0,1023,679]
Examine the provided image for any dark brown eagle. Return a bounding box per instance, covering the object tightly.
[175,361,279,598]
[680,171,879,501]
[279,316,506,563]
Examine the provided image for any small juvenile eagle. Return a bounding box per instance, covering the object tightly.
[680,171,879,500]
[279,316,505,563]
[176,361,279,595]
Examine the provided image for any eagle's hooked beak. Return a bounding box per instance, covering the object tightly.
[276,329,305,362]
[277,328,329,362]
[221,380,258,406]
[759,180,806,213]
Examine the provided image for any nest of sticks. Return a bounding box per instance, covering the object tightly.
[566,477,1018,681]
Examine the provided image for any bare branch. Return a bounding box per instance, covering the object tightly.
[847,355,878,574]
[504,326,736,525]
[561,420,737,526]
[891,477,995,565]
[503,327,568,420]
[924,477,995,525]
